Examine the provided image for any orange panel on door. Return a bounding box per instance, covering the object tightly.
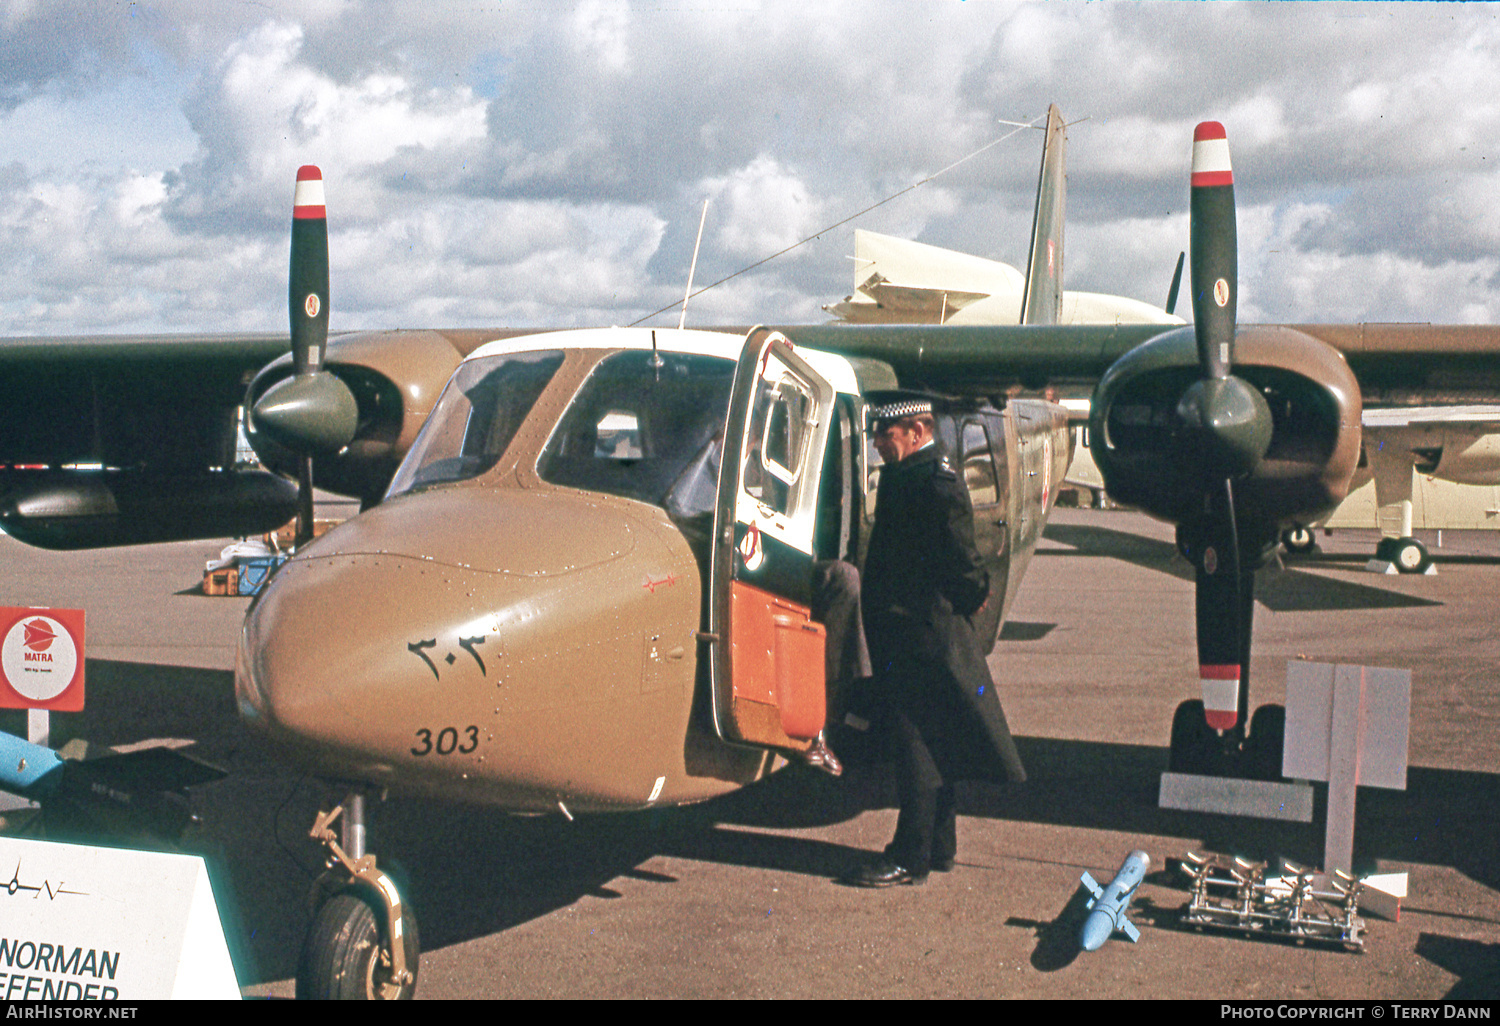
[729,580,827,745]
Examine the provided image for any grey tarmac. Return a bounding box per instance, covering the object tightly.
[1,506,1496,1000]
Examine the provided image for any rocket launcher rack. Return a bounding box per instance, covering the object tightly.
[1179,851,1366,951]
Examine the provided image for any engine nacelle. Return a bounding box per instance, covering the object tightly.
[246,329,469,504]
[1090,324,1363,531]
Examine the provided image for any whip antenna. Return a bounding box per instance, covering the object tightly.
[679,198,710,330]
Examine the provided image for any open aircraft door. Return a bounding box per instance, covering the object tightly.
[708,328,838,751]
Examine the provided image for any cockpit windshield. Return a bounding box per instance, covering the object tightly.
[538,350,735,510]
[386,349,565,498]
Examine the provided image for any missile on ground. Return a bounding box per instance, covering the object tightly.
[1080,849,1150,951]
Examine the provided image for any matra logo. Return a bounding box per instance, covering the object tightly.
[22,619,55,652]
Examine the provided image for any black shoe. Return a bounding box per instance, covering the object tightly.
[931,857,955,872]
[848,859,928,888]
[798,731,843,777]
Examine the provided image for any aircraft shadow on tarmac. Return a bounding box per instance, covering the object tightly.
[1414,933,1500,999]
[1040,522,1443,612]
[16,656,1498,989]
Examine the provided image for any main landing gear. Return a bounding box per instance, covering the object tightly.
[1169,700,1286,782]
[296,796,420,1000]
[1280,525,1433,574]
[1375,535,1431,574]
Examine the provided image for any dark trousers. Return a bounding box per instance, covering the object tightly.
[884,704,957,874]
[811,560,871,721]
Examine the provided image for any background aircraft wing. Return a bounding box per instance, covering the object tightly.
[1361,405,1500,429]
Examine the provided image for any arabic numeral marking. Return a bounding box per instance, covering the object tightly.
[412,725,482,757]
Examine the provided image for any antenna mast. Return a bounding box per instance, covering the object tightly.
[678,199,710,330]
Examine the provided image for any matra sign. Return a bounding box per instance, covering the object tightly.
[0,607,84,712]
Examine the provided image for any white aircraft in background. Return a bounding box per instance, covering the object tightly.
[1281,406,1500,572]
[823,228,1183,328]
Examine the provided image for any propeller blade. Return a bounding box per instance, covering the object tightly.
[290,166,330,377]
[274,165,352,548]
[1191,483,1254,734]
[1165,251,1185,317]
[1181,126,1263,750]
[1177,122,1271,480]
[1189,122,1236,379]
[297,455,315,550]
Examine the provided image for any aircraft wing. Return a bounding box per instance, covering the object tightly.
[778,322,1500,405]
[0,332,299,548]
[1361,405,1500,429]
[823,229,1019,324]
[826,274,993,324]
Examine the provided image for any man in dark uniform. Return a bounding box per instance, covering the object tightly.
[849,391,1026,887]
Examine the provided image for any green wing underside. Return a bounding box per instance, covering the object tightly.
[3,322,1499,549]
[777,323,1500,404]
[6,323,1500,472]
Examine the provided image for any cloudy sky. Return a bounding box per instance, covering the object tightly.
[1,0,1497,337]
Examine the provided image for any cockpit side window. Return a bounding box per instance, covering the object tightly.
[385,350,565,497]
[538,350,736,509]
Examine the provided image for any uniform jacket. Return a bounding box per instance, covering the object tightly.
[862,444,1026,783]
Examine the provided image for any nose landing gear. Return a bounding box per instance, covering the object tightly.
[296,799,420,1000]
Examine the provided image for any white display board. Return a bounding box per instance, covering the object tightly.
[1284,661,1412,877]
[0,836,239,1000]
[1285,662,1411,788]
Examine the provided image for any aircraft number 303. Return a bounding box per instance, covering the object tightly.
[410,726,481,757]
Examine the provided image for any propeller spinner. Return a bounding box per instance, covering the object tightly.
[250,166,358,546]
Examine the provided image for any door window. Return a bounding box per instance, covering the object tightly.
[962,420,999,507]
[737,361,826,545]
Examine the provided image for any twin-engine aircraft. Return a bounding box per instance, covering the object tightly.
[4,109,1500,998]
[1,121,1080,997]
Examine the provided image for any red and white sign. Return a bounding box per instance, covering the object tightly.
[0,607,85,711]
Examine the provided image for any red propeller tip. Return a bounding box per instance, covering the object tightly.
[1191,123,1233,188]
[293,168,327,219]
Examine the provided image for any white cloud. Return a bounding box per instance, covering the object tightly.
[0,1,1498,336]
[707,155,824,260]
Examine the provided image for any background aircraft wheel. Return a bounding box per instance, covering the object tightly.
[1374,537,1398,563]
[296,890,420,1000]
[1168,700,1218,775]
[1392,537,1430,574]
[1280,526,1315,554]
[1245,704,1286,781]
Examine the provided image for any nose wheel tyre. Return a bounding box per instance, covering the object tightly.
[296,890,420,1000]
[1169,700,1219,776]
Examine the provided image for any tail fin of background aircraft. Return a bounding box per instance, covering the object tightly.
[1019,104,1066,326]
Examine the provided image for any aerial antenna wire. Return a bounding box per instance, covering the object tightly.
[627,113,1050,327]
[679,198,710,330]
